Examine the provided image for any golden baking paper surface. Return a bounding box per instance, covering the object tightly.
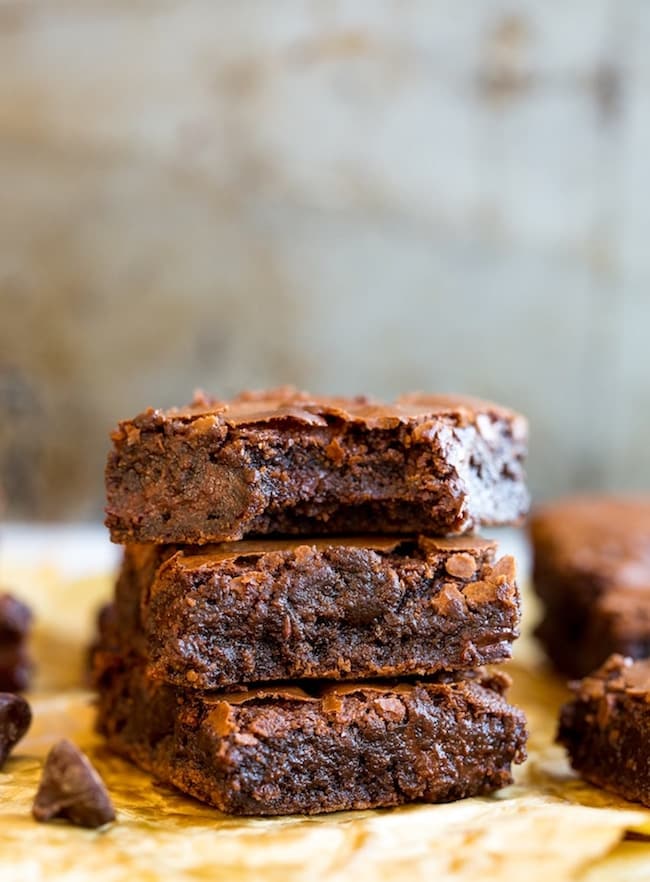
[1,562,650,881]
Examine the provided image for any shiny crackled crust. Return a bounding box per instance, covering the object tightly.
[105,388,529,544]
[96,660,527,816]
[103,536,520,689]
[531,495,650,676]
[558,654,650,806]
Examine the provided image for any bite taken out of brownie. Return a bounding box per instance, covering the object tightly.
[109,535,520,690]
[96,658,527,816]
[558,654,650,807]
[105,388,529,545]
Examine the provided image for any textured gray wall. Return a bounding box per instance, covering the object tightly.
[1,1,649,517]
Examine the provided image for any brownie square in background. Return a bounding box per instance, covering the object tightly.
[531,496,650,677]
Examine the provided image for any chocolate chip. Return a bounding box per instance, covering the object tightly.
[0,593,33,692]
[32,739,115,829]
[0,593,32,637]
[0,693,32,767]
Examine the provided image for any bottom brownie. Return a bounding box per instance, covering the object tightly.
[558,654,650,806]
[96,661,527,816]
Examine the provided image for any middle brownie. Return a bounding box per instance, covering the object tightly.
[113,534,520,689]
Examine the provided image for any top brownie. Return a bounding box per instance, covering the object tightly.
[105,388,529,544]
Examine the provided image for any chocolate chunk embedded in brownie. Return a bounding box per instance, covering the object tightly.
[531,496,650,677]
[0,593,32,692]
[558,654,650,806]
[105,388,529,545]
[96,659,527,816]
[113,535,520,689]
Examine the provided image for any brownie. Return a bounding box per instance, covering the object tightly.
[86,603,116,685]
[105,388,529,544]
[96,659,527,816]
[531,496,650,676]
[111,535,520,689]
[558,654,650,806]
[0,593,32,692]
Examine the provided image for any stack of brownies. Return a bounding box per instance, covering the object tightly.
[95,388,529,816]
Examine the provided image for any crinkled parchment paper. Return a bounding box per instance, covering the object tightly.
[0,561,649,882]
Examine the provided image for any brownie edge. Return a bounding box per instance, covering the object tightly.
[97,662,527,816]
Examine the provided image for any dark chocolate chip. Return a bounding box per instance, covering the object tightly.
[0,593,32,638]
[0,593,33,692]
[32,739,116,829]
[0,692,32,767]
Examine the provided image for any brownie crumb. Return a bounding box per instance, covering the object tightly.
[32,739,115,829]
[0,693,32,767]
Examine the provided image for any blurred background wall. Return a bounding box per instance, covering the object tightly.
[1,0,648,519]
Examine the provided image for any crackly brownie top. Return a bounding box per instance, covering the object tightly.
[112,386,527,439]
[200,668,512,710]
[532,496,650,587]
[570,653,650,702]
[161,534,499,568]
